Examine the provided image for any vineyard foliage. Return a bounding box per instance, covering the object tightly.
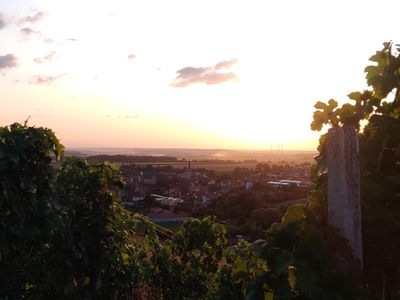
[1,42,399,299]
[311,42,400,298]
[0,127,359,299]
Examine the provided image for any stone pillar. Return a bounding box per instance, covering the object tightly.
[327,126,363,265]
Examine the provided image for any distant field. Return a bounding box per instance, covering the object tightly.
[129,155,316,171]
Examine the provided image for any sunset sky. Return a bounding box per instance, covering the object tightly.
[1,0,399,150]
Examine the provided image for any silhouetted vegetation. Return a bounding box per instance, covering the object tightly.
[0,122,359,299]
[2,42,400,298]
[311,42,400,298]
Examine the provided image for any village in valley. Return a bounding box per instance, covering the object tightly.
[84,154,315,240]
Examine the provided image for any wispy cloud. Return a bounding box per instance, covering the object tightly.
[170,59,238,88]
[33,51,57,64]
[0,14,7,30]
[20,27,41,38]
[106,115,140,119]
[128,53,136,60]
[19,11,45,24]
[215,59,238,70]
[121,115,139,119]
[43,38,54,44]
[1,11,45,30]
[65,38,78,42]
[29,74,66,85]
[0,54,18,71]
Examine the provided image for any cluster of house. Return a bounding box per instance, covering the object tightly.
[120,167,236,209]
[120,162,311,213]
[267,179,307,187]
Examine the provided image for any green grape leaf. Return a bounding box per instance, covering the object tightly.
[281,204,305,225]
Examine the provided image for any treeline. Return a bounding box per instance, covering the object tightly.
[191,159,250,164]
[86,154,181,163]
[86,155,256,165]
[255,162,311,173]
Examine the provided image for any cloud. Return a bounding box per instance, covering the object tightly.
[170,59,238,88]
[66,38,78,42]
[128,53,136,60]
[1,11,45,30]
[0,14,7,30]
[201,72,237,85]
[20,27,41,38]
[43,38,54,44]
[0,54,18,71]
[107,115,139,119]
[117,115,139,119]
[29,74,65,85]
[123,115,139,119]
[33,51,57,64]
[215,59,238,70]
[19,11,45,24]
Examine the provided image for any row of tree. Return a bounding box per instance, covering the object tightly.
[87,155,180,164]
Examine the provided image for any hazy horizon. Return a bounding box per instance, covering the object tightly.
[65,147,318,164]
[66,146,319,152]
